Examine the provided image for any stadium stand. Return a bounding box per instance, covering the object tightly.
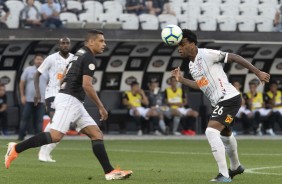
[1,0,279,31]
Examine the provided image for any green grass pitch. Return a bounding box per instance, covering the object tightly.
[0,139,282,184]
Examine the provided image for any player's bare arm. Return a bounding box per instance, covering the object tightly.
[34,71,42,106]
[82,75,108,121]
[171,67,200,90]
[227,53,270,83]
[138,89,149,106]
[19,80,26,105]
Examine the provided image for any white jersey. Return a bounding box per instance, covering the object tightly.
[38,52,73,99]
[189,48,239,107]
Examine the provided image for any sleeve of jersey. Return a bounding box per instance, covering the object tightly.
[37,57,50,74]
[208,50,228,63]
[82,54,95,77]
[3,95,7,104]
[20,68,28,81]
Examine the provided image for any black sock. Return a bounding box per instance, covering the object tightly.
[15,132,52,153]
[92,140,114,174]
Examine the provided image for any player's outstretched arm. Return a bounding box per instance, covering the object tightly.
[227,53,270,83]
[34,71,42,106]
[82,75,108,121]
[171,67,200,90]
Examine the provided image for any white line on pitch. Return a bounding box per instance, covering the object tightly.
[245,166,282,176]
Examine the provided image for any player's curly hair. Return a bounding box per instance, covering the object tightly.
[182,29,198,45]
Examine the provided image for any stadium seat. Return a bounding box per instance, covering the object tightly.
[60,12,81,28]
[114,0,126,9]
[220,4,239,17]
[158,14,178,29]
[139,14,159,30]
[177,14,198,31]
[255,17,275,32]
[83,0,103,13]
[103,1,123,16]
[67,0,83,11]
[168,2,182,16]
[202,0,221,5]
[241,0,260,5]
[217,16,237,31]
[239,4,258,17]
[257,3,277,19]
[237,16,256,32]
[222,0,241,5]
[79,12,102,29]
[97,13,122,29]
[119,13,139,30]
[182,3,201,17]
[201,2,220,17]
[5,0,25,28]
[259,0,278,5]
[198,15,217,31]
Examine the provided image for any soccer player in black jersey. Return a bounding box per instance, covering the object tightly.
[5,30,133,180]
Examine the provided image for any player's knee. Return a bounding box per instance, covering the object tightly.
[49,130,64,143]
[89,130,104,140]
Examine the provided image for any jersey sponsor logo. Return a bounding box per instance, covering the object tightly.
[57,72,64,80]
[88,64,95,70]
[196,76,209,88]
[225,114,233,124]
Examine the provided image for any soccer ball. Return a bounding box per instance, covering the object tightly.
[161,25,183,46]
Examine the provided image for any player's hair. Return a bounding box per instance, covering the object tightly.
[34,53,44,59]
[85,30,104,41]
[58,36,70,43]
[182,29,198,45]
[130,81,139,86]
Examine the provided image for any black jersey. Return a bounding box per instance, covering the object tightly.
[60,46,97,101]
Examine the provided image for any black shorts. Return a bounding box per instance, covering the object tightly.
[210,95,241,129]
[45,97,55,115]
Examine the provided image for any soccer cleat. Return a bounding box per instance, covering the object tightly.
[210,173,231,182]
[229,165,245,179]
[5,142,18,169]
[39,153,56,163]
[105,168,133,180]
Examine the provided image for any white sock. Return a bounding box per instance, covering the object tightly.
[159,119,166,132]
[173,116,180,133]
[205,127,229,178]
[39,122,58,157]
[221,134,240,170]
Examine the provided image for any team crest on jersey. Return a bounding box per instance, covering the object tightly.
[225,114,233,124]
[89,64,95,70]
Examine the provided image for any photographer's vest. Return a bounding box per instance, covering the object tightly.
[166,87,183,109]
[246,92,263,110]
[266,90,282,109]
[125,91,142,108]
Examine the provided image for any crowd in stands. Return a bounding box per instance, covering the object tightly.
[0,0,282,31]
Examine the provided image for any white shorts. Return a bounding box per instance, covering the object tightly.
[252,108,272,117]
[176,107,192,116]
[129,107,149,119]
[235,106,251,118]
[50,93,97,134]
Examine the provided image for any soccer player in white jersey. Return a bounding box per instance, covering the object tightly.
[34,37,73,162]
[171,29,270,182]
[5,30,132,180]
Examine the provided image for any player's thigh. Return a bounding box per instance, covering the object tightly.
[45,97,56,119]
[50,94,81,134]
[76,106,103,140]
[209,95,241,131]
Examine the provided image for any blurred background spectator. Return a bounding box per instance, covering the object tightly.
[161,0,175,15]
[274,2,282,31]
[126,0,147,15]
[0,84,8,135]
[41,0,62,28]
[146,0,162,16]
[0,0,10,28]
[20,0,42,28]
[18,54,47,141]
